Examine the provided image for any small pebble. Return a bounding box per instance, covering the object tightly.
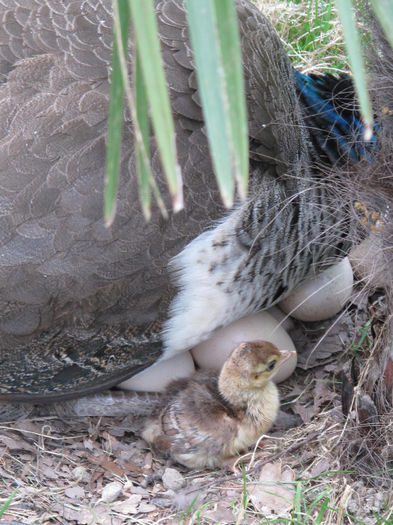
[72,466,89,482]
[163,489,176,497]
[141,472,162,487]
[151,497,173,508]
[101,481,123,503]
[162,468,185,491]
[191,477,205,485]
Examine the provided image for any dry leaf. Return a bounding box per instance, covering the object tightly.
[293,372,337,423]
[138,502,157,513]
[41,465,59,480]
[86,452,124,477]
[83,438,97,452]
[13,420,45,435]
[314,375,336,405]
[65,485,85,499]
[292,404,316,424]
[51,503,106,524]
[111,494,142,514]
[248,461,295,516]
[309,459,332,478]
[117,453,143,474]
[102,431,124,454]
[204,504,235,523]
[128,484,149,496]
[0,433,35,452]
[291,311,355,369]
[143,452,153,470]
[101,458,124,478]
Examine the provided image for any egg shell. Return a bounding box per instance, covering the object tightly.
[118,351,195,392]
[266,305,295,332]
[191,311,297,383]
[279,257,353,322]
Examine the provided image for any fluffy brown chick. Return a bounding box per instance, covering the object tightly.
[142,341,294,469]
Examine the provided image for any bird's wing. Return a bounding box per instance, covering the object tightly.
[0,0,215,342]
[0,0,307,399]
[236,0,304,171]
[155,381,240,462]
[0,0,218,399]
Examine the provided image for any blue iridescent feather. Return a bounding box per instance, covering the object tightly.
[294,70,378,164]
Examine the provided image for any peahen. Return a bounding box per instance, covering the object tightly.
[0,0,389,417]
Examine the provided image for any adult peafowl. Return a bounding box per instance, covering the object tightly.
[0,0,390,417]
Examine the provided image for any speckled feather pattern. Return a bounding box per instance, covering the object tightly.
[142,371,279,469]
[0,0,351,400]
[142,342,282,469]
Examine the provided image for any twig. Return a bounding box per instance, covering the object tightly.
[336,484,352,525]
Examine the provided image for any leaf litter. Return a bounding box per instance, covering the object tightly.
[0,291,391,525]
[0,281,391,524]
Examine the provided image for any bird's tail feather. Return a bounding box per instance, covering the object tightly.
[0,390,162,422]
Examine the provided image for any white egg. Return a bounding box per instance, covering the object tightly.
[191,311,297,383]
[118,351,195,392]
[266,305,295,332]
[279,257,353,322]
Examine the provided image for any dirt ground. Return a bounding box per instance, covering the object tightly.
[0,285,392,524]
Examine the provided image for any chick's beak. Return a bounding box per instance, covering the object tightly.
[279,350,297,363]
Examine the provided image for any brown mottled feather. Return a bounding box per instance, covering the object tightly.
[142,342,287,469]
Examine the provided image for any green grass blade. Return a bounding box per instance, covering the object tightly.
[343,512,368,524]
[214,1,248,199]
[241,463,247,509]
[335,0,373,138]
[134,45,151,220]
[370,0,393,50]
[292,480,302,522]
[104,0,130,225]
[0,489,17,518]
[315,497,330,524]
[128,0,183,211]
[185,0,236,208]
[304,488,331,521]
[134,47,168,220]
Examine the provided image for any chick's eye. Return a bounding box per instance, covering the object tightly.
[267,360,276,371]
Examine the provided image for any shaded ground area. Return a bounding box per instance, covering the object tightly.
[0,287,392,524]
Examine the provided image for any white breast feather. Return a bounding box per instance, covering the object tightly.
[162,210,259,358]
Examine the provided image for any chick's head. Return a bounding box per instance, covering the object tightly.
[219,341,293,395]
